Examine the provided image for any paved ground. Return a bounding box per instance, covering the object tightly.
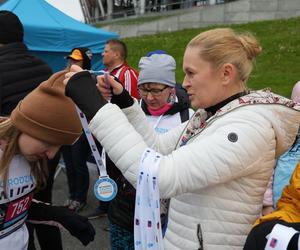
[49,164,111,250]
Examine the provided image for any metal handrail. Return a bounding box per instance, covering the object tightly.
[87,0,238,24]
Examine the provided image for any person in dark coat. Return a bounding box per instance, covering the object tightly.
[0,11,53,116]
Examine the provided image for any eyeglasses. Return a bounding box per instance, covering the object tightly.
[138,86,169,97]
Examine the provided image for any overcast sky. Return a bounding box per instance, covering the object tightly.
[46,0,84,22]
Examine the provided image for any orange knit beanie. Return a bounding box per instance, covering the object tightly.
[10,70,82,145]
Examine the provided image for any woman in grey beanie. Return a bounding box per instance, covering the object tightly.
[137,53,193,117]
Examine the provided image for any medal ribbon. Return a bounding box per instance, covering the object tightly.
[134,148,164,250]
[75,106,107,177]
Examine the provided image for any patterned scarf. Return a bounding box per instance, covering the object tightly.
[178,89,300,147]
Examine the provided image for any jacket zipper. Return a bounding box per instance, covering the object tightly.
[197,223,204,250]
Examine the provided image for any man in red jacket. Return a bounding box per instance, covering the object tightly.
[102,39,139,99]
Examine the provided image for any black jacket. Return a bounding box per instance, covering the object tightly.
[0,42,52,116]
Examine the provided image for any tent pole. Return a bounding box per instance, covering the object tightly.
[106,0,113,20]
[97,0,105,21]
[79,0,91,23]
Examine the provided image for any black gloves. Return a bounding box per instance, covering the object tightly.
[28,201,95,246]
[65,71,107,120]
[65,71,135,120]
[111,88,134,109]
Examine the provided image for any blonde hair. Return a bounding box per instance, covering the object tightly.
[0,118,48,195]
[187,28,262,83]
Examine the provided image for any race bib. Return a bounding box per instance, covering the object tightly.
[0,191,33,238]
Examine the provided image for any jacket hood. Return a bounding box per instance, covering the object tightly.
[225,90,300,158]
[261,100,300,158]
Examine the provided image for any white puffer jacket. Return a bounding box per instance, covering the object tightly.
[90,91,300,250]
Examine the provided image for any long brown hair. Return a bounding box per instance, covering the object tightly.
[0,118,48,195]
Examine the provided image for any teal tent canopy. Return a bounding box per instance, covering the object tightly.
[0,0,118,71]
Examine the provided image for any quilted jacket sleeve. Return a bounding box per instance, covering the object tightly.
[90,103,275,199]
[122,100,188,154]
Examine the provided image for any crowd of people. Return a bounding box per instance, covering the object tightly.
[1,9,300,250]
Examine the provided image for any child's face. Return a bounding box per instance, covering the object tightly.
[18,133,60,162]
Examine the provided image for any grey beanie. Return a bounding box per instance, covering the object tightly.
[138,54,176,87]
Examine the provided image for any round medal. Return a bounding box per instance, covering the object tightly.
[94,176,118,201]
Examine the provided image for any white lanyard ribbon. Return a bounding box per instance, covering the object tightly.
[265,224,298,250]
[100,71,111,172]
[75,106,107,177]
[75,71,118,201]
[152,115,163,131]
[75,70,110,176]
[76,106,118,201]
[134,148,164,250]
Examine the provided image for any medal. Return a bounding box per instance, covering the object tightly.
[94,176,118,201]
[75,105,118,201]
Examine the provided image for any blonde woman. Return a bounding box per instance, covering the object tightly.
[0,71,95,249]
[64,28,300,250]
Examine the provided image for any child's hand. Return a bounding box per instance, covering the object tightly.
[262,206,274,216]
[63,65,84,86]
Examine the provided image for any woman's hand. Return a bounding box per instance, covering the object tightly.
[63,65,84,86]
[96,74,124,101]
